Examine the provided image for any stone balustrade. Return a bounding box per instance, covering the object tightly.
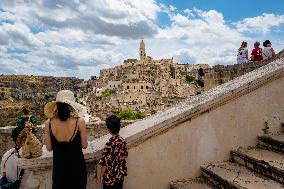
[0,121,133,159]
[10,58,284,188]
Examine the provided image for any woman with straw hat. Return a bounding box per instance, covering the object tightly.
[44,90,88,189]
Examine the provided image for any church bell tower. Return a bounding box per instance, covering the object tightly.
[139,40,146,60]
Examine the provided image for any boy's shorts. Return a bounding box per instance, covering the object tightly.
[103,181,123,189]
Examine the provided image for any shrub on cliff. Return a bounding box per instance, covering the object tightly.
[102,89,116,97]
[185,75,196,84]
[118,109,144,120]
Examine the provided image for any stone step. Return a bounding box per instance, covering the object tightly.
[169,178,213,189]
[201,162,284,189]
[258,134,284,153]
[231,147,284,183]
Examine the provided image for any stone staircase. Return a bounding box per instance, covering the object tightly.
[170,134,284,189]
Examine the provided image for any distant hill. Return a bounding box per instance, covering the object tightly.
[0,75,83,126]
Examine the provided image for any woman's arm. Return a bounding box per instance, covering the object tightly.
[100,166,106,184]
[79,118,88,149]
[271,48,276,57]
[44,120,53,151]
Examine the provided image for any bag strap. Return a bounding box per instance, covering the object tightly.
[263,51,268,58]
[17,169,24,180]
[3,151,15,171]
[15,149,24,181]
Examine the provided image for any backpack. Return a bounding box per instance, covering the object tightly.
[16,118,43,159]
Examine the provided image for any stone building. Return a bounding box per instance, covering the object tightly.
[87,40,209,118]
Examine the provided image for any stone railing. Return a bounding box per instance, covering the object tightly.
[0,121,133,158]
[16,58,284,189]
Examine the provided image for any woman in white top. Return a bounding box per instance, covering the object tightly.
[237,41,248,64]
[0,126,37,189]
[262,40,276,60]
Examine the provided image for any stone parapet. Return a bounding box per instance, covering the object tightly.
[0,121,134,159]
[16,58,284,188]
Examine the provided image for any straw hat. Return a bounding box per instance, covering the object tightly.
[44,90,87,118]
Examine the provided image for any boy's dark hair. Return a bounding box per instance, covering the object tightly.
[11,126,24,143]
[106,115,121,134]
[263,40,271,47]
[57,102,70,121]
[254,41,260,47]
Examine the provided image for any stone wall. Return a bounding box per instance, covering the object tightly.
[16,58,284,189]
[0,121,133,159]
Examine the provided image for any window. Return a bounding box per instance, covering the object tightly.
[114,85,116,87]
[134,86,135,89]
[141,86,143,89]
[146,86,149,89]
[110,85,111,87]
[127,86,129,89]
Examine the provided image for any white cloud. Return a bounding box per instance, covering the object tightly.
[1,0,160,38]
[170,13,191,26]
[199,10,224,25]
[236,13,284,34]
[183,9,195,18]
[154,9,244,66]
[0,21,44,48]
[0,1,284,79]
[159,3,176,14]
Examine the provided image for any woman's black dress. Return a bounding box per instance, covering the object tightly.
[49,118,87,189]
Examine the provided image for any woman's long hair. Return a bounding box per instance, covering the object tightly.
[238,41,247,51]
[57,102,71,121]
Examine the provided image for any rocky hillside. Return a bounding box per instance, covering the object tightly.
[0,75,84,126]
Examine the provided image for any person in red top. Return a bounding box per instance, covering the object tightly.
[250,41,263,62]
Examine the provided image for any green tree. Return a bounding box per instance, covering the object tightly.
[75,98,85,106]
[102,89,116,97]
[102,89,111,97]
[185,75,196,84]
[118,109,144,120]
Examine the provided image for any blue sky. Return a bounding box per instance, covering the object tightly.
[0,0,284,79]
[158,0,284,21]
